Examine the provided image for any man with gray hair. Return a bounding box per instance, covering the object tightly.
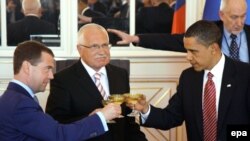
[46,23,147,141]
[7,0,57,46]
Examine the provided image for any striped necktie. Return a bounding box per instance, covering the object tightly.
[94,73,107,99]
[203,72,217,141]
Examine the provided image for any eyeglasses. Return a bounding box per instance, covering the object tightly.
[78,43,111,50]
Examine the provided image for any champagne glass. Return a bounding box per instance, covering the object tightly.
[124,93,143,117]
[108,94,125,118]
[102,99,116,123]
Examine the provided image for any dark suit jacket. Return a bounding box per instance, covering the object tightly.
[136,3,173,34]
[137,21,250,59]
[142,56,250,141]
[46,60,147,141]
[83,8,106,18]
[91,1,107,16]
[0,82,105,141]
[7,16,57,46]
[78,9,106,29]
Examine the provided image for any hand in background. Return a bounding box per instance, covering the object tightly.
[100,103,121,121]
[107,29,139,45]
[78,14,92,24]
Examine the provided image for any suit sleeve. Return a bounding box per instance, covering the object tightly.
[14,98,105,141]
[137,33,186,52]
[142,72,186,130]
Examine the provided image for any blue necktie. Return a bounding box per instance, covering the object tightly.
[33,95,39,104]
[229,34,239,61]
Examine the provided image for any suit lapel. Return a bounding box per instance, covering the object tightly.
[106,64,116,95]
[217,57,236,135]
[74,60,104,102]
[243,25,250,58]
[191,70,204,139]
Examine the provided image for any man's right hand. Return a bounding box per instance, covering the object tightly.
[107,29,139,45]
[126,95,149,114]
[100,103,121,121]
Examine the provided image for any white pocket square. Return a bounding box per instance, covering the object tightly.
[227,84,231,87]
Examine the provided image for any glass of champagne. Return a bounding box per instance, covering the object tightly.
[108,94,125,118]
[102,99,116,123]
[124,93,143,117]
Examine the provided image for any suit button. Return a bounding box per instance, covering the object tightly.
[90,132,98,137]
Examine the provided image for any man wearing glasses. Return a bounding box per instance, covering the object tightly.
[46,23,147,141]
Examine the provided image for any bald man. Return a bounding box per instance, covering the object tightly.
[7,0,57,46]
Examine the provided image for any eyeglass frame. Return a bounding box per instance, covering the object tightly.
[78,43,112,50]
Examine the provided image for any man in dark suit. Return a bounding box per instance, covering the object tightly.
[0,40,121,141]
[128,20,250,141]
[78,0,105,29]
[6,0,24,24]
[78,0,105,18]
[136,0,173,34]
[108,0,250,63]
[46,23,147,141]
[7,0,57,46]
[87,0,107,15]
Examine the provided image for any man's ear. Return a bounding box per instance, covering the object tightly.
[210,43,220,54]
[219,11,224,21]
[77,45,82,53]
[22,60,31,74]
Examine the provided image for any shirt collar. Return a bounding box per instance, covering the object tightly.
[204,54,225,78]
[26,14,40,18]
[11,79,35,98]
[81,7,90,15]
[80,59,107,77]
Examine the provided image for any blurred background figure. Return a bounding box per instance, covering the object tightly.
[6,0,24,24]
[88,0,108,16]
[40,0,60,31]
[169,0,176,9]
[7,0,57,46]
[79,0,105,19]
[136,0,174,34]
[113,0,143,18]
[100,0,122,17]
[78,0,106,29]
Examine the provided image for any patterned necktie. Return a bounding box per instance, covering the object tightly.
[33,95,39,104]
[229,34,240,61]
[203,72,217,141]
[94,73,107,99]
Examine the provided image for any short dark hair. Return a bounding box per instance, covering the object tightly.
[184,20,222,48]
[13,40,54,74]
